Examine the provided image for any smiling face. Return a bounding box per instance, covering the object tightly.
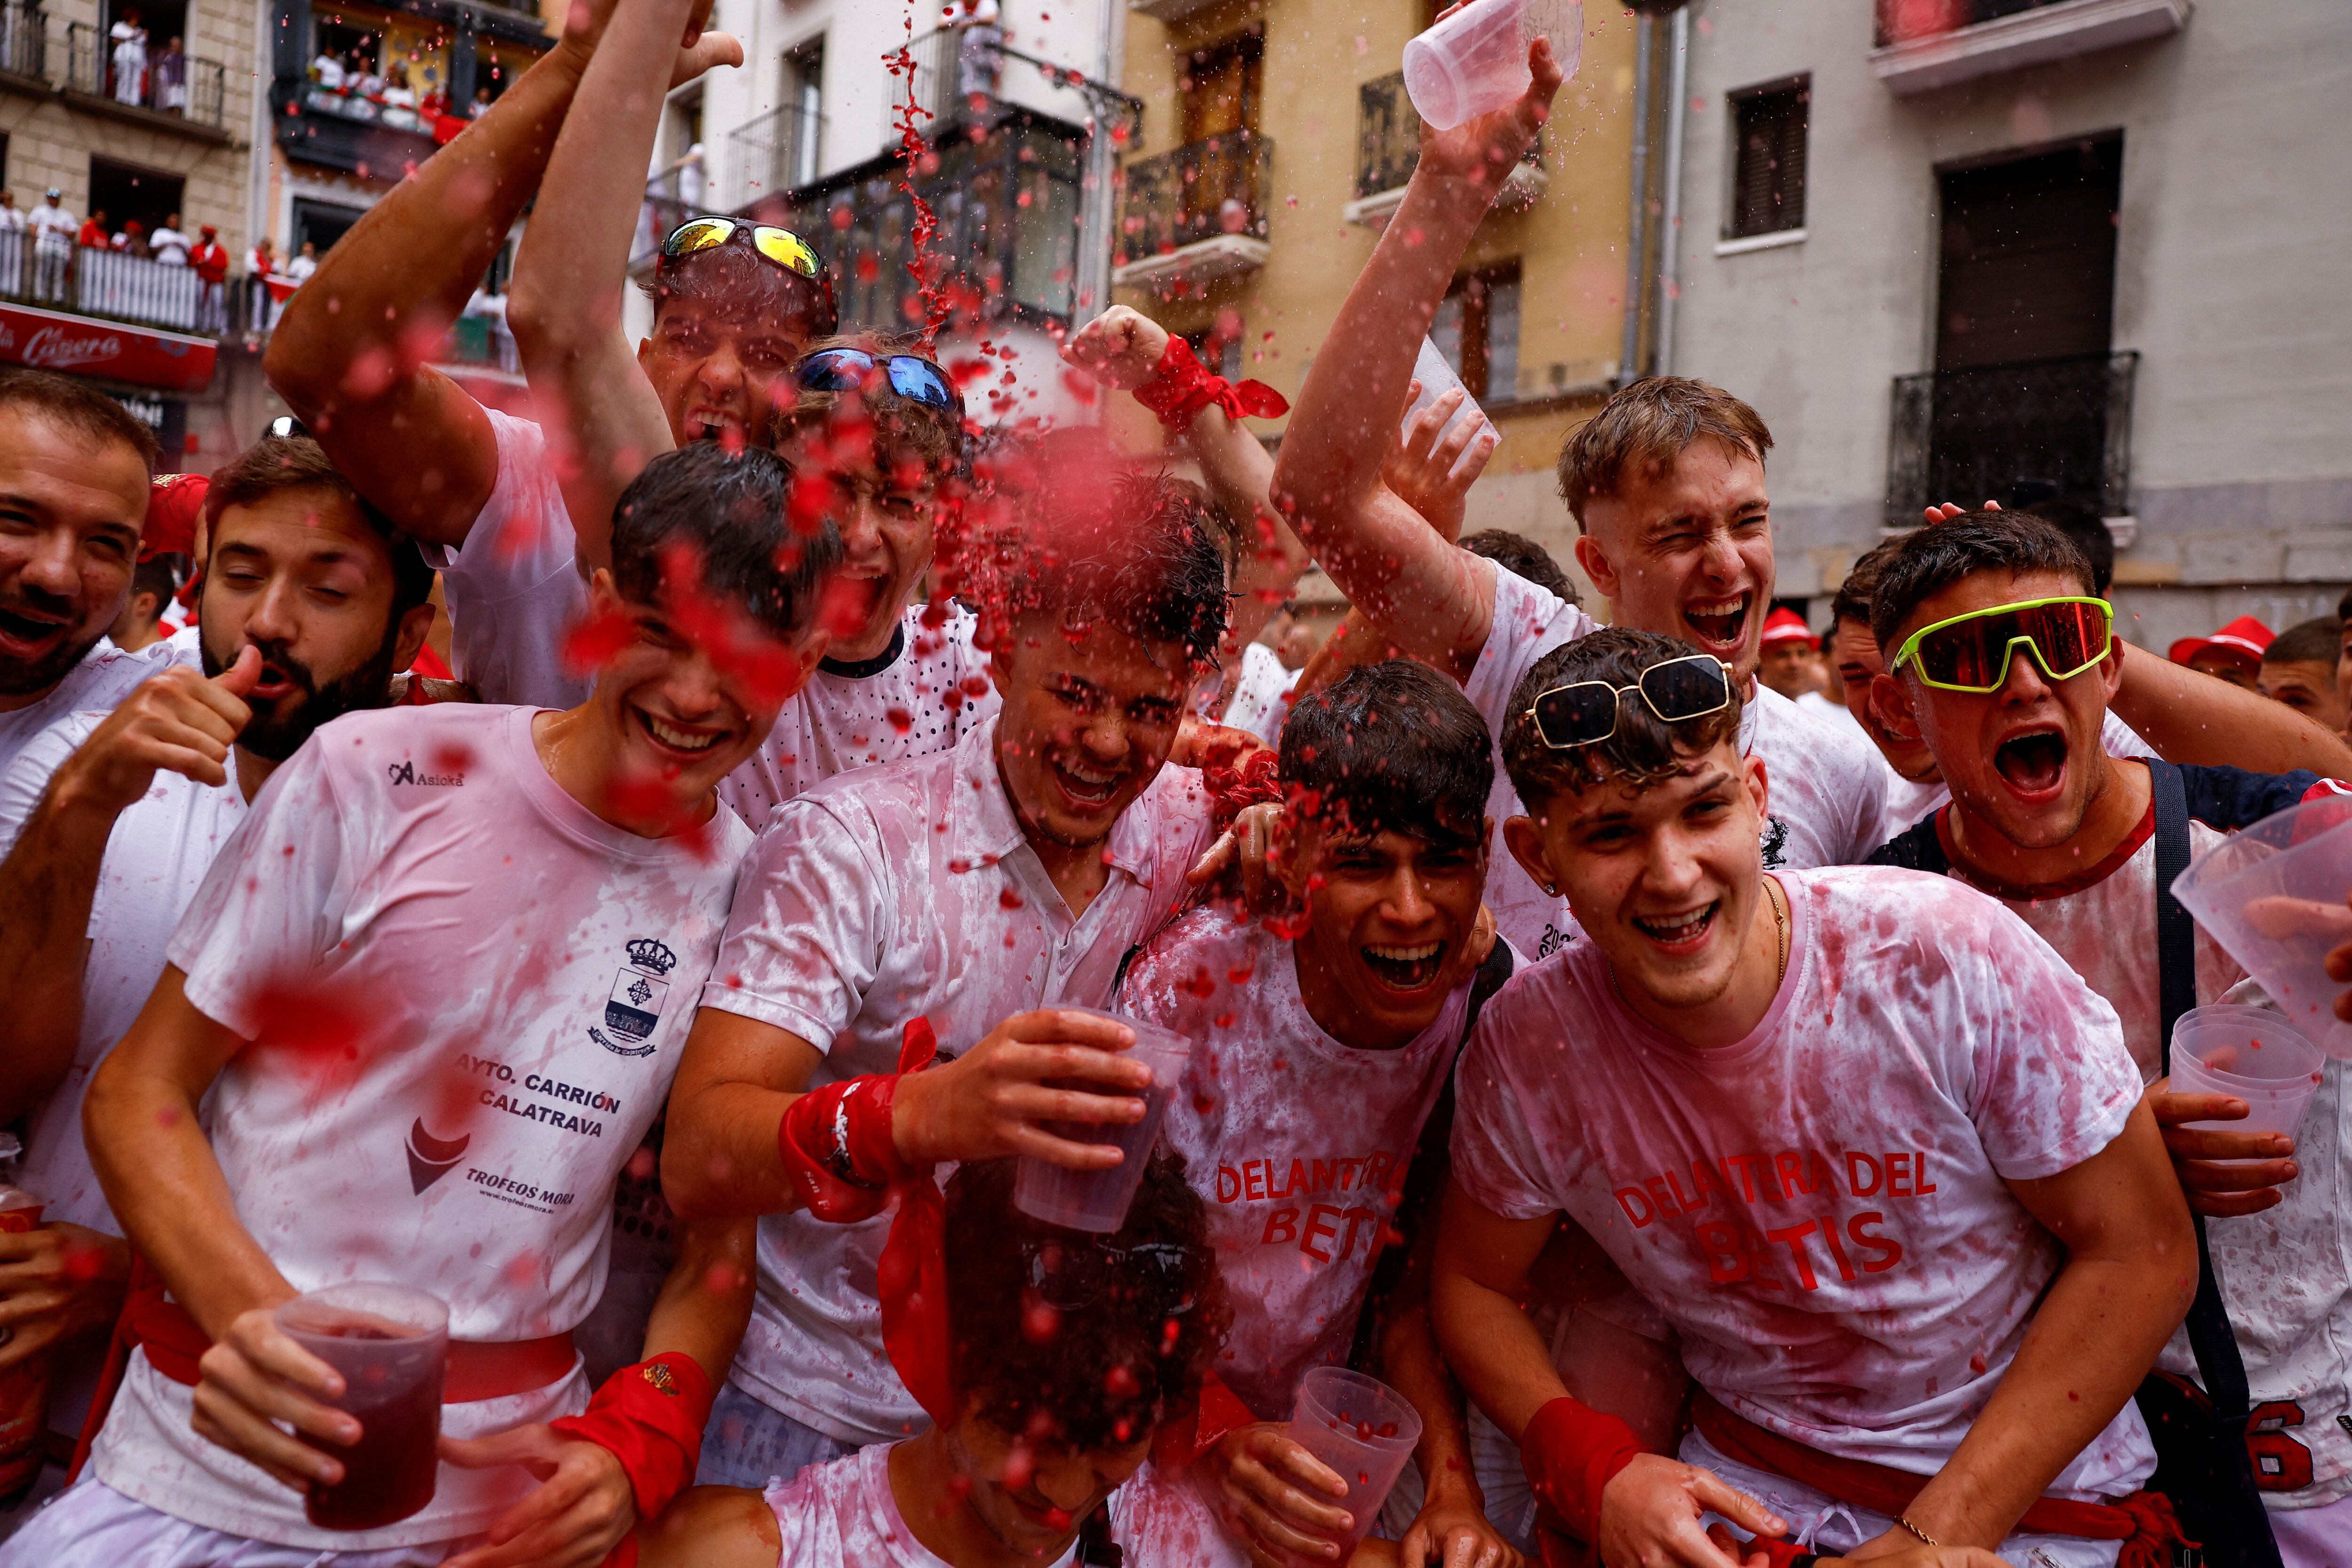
[582,569,823,811]
[1574,439,1775,682]
[0,405,149,705]
[1282,819,1490,1050]
[991,618,1191,854]
[198,488,429,759]
[777,424,940,664]
[945,1402,1150,1559]
[1510,737,1773,1025]
[1833,614,1939,783]
[1877,568,2121,851]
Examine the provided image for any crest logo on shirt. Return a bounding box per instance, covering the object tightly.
[405,1118,471,1194]
[591,938,679,1058]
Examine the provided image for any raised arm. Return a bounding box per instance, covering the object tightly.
[1267,44,1558,678]
[509,0,736,572]
[2112,639,2352,778]
[265,0,736,547]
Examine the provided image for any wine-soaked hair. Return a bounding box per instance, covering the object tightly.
[1501,626,1744,806]
[609,441,842,643]
[946,1154,1227,1452]
[1280,659,1493,852]
[771,330,964,480]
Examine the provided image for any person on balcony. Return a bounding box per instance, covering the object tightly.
[152,34,184,113]
[108,9,146,106]
[29,190,75,303]
[76,209,108,249]
[148,213,189,267]
[309,48,343,91]
[188,223,227,333]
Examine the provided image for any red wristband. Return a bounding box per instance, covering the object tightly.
[778,1071,910,1223]
[549,1352,715,1533]
[1520,1395,1644,1545]
[1132,335,1289,432]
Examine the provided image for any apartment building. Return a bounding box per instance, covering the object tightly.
[1665,0,2351,651]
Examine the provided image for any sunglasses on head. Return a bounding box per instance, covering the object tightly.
[1890,596,2113,694]
[660,215,823,281]
[796,347,962,414]
[1524,653,1734,750]
[1024,1236,1197,1315]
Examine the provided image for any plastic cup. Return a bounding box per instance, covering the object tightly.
[1402,0,1583,132]
[1012,1012,1191,1234]
[1402,337,1491,478]
[2167,1006,2326,1146]
[275,1282,449,1530]
[2171,791,2352,1059]
[1285,1367,1424,1564]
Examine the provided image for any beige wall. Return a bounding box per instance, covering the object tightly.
[0,0,258,254]
[1111,0,1642,608]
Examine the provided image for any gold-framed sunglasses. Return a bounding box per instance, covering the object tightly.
[1524,653,1734,749]
[1890,596,2114,694]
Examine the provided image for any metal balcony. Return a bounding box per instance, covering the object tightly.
[728,103,825,209]
[1871,0,2189,95]
[0,2,46,92]
[1883,350,2138,529]
[1344,71,1544,228]
[63,20,227,136]
[1112,132,1274,290]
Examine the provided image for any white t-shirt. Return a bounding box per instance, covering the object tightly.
[1875,713,2158,836]
[421,409,595,711]
[702,715,1219,1444]
[715,604,1003,828]
[1449,866,2154,1498]
[147,226,190,265]
[1793,689,1861,738]
[0,636,192,783]
[28,204,76,246]
[1461,563,1889,957]
[1217,642,1299,746]
[92,703,753,1549]
[1119,907,1473,1420]
[0,712,244,1236]
[764,1441,1083,1567]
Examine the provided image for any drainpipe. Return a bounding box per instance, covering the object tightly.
[1615,11,1653,389]
[1653,5,1689,378]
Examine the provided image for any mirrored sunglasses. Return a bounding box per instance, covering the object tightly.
[660,215,823,281]
[796,347,962,414]
[1891,596,2113,694]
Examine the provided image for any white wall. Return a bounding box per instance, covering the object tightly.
[1666,0,2352,649]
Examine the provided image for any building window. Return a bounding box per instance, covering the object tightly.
[1431,262,1521,403]
[1728,78,1808,238]
[782,40,823,189]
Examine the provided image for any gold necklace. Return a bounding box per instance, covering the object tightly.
[1767,876,1788,987]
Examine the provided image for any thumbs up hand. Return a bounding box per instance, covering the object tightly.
[49,645,261,816]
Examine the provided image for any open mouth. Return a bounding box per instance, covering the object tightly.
[1362,941,1445,991]
[1050,755,1122,810]
[636,708,724,758]
[0,603,68,656]
[686,411,743,443]
[1631,903,1718,952]
[250,660,297,701]
[1683,594,1750,653]
[1993,728,2068,798]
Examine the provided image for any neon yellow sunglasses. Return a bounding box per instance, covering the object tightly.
[1891,595,2114,693]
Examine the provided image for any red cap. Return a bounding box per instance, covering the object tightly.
[2168,614,2274,669]
[1759,607,1817,650]
[141,473,207,560]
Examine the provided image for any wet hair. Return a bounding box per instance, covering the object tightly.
[1462,528,1581,608]
[204,435,434,620]
[0,367,159,474]
[2023,497,2114,596]
[1867,509,2094,655]
[771,330,964,479]
[1828,535,1909,639]
[645,230,837,338]
[1501,626,1745,806]
[608,442,842,643]
[1553,376,1772,533]
[2265,616,2342,673]
[946,1154,1227,1453]
[991,431,1230,672]
[1280,660,1493,852]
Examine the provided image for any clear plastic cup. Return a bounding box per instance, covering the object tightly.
[1403,337,1492,479]
[2172,791,2352,1058]
[1285,1366,1425,1564]
[275,1282,449,1530]
[1012,1012,1192,1234]
[1402,0,1582,133]
[2167,1006,2326,1145]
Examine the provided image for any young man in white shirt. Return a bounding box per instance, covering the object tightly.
[1434,625,2195,1565]
[1866,510,2352,1562]
[1,440,839,1568]
[0,369,189,778]
[663,449,1234,1487]
[1267,48,1887,963]
[0,433,437,1498]
[637,1155,1255,1568]
[1115,660,1518,1568]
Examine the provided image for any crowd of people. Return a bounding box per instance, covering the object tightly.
[0,11,2348,1568]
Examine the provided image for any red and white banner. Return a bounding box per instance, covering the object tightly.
[0,301,217,393]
